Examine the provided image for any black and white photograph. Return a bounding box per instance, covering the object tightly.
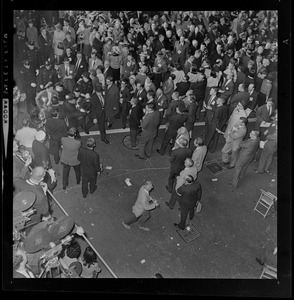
[1,3,292,297]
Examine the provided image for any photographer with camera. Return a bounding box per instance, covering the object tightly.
[122,181,160,232]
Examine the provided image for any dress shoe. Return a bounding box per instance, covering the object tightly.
[130,146,139,150]
[255,257,264,266]
[165,201,171,209]
[76,180,80,185]
[108,124,112,129]
[122,222,131,229]
[102,139,110,144]
[139,226,150,232]
[63,186,67,190]
[83,195,87,198]
[156,149,163,155]
[122,125,126,129]
[173,223,179,228]
[84,130,89,134]
[90,186,97,194]
[165,186,172,193]
[189,214,194,220]
[137,156,146,160]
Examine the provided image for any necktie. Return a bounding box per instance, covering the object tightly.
[92,59,95,68]
[66,66,69,76]
[268,106,271,116]
[208,96,213,106]
[99,95,104,108]
[75,59,80,71]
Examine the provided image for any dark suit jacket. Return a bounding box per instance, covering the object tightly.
[103,68,114,81]
[255,104,276,129]
[73,59,88,82]
[229,91,250,109]
[176,81,191,97]
[220,79,234,102]
[135,89,148,108]
[244,91,258,111]
[32,140,52,169]
[169,147,193,174]
[89,93,105,119]
[77,147,101,177]
[165,113,188,139]
[236,137,260,166]
[192,78,207,102]
[129,104,143,130]
[140,110,161,141]
[185,102,197,130]
[212,105,228,131]
[177,181,202,210]
[45,117,68,142]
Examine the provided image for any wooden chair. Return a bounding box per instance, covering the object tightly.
[260,264,277,279]
[254,189,277,218]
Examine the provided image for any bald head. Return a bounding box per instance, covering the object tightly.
[30,166,46,182]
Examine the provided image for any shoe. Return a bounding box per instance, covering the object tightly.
[108,124,112,129]
[173,223,179,228]
[83,195,87,198]
[189,215,194,221]
[122,222,131,229]
[84,130,89,134]
[156,149,163,155]
[90,187,97,194]
[253,169,258,173]
[165,186,172,193]
[102,139,110,144]
[63,186,67,190]
[228,165,234,169]
[255,257,264,266]
[76,181,80,185]
[165,201,171,209]
[139,226,150,232]
[138,156,147,160]
[122,125,126,129]
[130,146,139,150]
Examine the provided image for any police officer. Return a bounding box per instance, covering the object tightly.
[36,60,59,93]
[76,72,93,97]
[19,59,37,113]
[22,40,40,73]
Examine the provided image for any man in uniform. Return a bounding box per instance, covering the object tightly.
[22,40,40,73]
[18,59,37,113]
[36,60,58,93]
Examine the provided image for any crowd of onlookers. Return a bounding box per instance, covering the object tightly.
[12,10,278,278]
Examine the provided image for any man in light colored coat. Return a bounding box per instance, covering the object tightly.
[122,181,159,231]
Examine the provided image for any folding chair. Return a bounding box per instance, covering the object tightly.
[254,189,277,218]
[260,264,277,279]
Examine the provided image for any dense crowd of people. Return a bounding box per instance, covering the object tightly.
[12,10,278,278]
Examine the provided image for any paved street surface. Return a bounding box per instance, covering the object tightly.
[40,121,277,279]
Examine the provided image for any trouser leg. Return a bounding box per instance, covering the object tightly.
[124,213,140,226]
[89,174,97,193]
[178,208,189,230]
[62,163,71,188]
[73,164,81,184]
[138,210,151,227]
[82,175,90,197]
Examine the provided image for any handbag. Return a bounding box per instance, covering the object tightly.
[57,42,64,50]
